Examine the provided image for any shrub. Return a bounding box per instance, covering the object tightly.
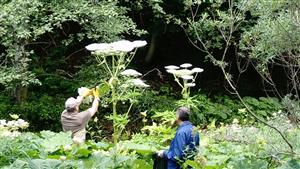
[0,94,64,132]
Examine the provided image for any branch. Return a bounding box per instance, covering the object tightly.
[221,67,294,154]
[141,68,163,80]
[25,42,52,46]
[48,33,57,47]
[65,48,85,60]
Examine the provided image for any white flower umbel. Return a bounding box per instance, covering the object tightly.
[180,63,193,68]
[85,43,110,51]
[165,65,180,70]
[111,40,135,52]
[86,40,147,54]
[192,67,204,73]
[131,78,149,88]
[133,40,147,48]
[120,69,142,77]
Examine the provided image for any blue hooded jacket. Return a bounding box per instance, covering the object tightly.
[163,121,200,169]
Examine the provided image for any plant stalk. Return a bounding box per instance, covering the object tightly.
[111,84,118,144]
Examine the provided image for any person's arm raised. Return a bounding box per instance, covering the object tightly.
[88,97,99,117]
[88,88,100,117]
[75,96,84,105]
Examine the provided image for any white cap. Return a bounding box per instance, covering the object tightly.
[65,97,80,109]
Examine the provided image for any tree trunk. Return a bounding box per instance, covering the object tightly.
[15,85,28,104]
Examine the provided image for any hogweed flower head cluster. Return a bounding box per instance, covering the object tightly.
[120,69,142,77]
[120,69,149,88]
[130,78,149,88]
[86,40,147,54]
[165,63,203,81]
[165,63,203,98]
[85,39,147,88]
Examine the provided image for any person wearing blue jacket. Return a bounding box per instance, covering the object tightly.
[156,107,200,169]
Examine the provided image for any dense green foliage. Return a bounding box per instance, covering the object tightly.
[1,111,300,169]
[239,0,300,97]
[0,0,143,103]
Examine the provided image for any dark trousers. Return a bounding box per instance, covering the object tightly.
[152,153,194,169]
[153,153,168,169]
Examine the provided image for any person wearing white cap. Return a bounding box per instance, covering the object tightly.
[61,87,100,144]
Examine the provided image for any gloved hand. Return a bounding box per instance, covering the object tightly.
[93,87,100,98]
[84,89,93,97]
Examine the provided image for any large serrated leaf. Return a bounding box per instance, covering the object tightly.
[120,141,158,155]
[27,159,61,169]
[39,131,72,153]
[277,159,300,169]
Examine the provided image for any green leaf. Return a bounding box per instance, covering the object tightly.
[27,159,61,169]
[120,141,158,155]
[133,159,153,169]
[98,82,110,96]
[39,131,72,153]
[278,159,300,169]
[185,160,202,169]
[75,148,91,158]
[95,142,110,150]
[4,159,29,169]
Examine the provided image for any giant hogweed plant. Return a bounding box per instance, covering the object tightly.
[86,40,148,144]
[130,63,204,146]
